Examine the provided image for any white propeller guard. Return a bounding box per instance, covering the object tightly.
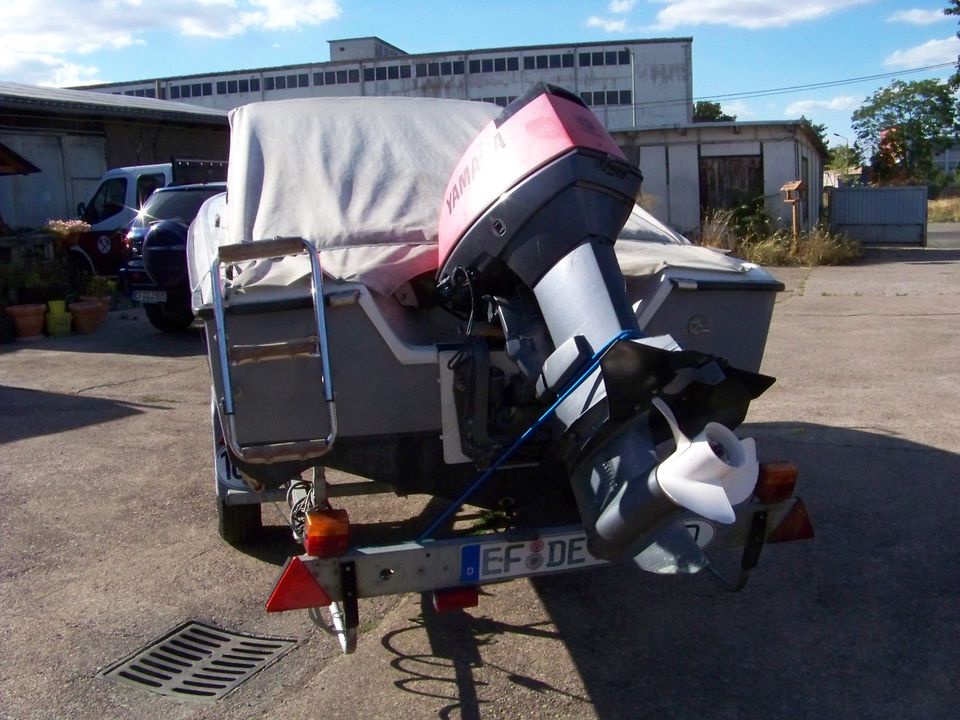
[650,397,758,524]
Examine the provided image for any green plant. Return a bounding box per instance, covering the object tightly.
[85,275,117,297]
[700,208,738,250]
[928,197,960,222]
[701,217,861,267]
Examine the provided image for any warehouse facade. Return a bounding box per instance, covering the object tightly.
[77,36,693,131]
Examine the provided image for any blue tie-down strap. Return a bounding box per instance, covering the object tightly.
[417,329,644,542]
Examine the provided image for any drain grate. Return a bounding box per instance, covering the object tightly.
[98,621,297,702]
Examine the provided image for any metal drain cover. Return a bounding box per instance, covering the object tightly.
[99,621,297,702]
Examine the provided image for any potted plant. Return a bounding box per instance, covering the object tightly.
[1,259,47,340]
[5,302,46,340]
[81,274,115,323]
[68,299,101,334]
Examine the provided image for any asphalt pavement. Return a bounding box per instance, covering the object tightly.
[1,245,959,720]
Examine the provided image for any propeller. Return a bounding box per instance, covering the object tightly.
[651,396,758,524]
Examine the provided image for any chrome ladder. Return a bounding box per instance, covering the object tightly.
[210,237,337,464]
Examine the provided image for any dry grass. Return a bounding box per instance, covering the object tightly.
[701,209,861,266]
[928,197,960,223]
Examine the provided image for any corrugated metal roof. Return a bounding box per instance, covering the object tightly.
[0,81,227,125]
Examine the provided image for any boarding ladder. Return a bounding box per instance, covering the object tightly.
[211,237,337,463]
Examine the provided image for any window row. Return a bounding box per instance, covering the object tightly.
[580,51,632,67]
[580,90,633,107]
[169,82,213,99]
[117,48,636,99]
[215,77,262,95]
[264,73,312,91]
[365,64,414,81]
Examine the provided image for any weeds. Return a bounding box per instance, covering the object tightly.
[928,197,960,223]
[701,208,861,266]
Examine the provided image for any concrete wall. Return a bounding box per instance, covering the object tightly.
[614,122,826,236]
[0,122,228,230]
[0,132,105,228]
[102,122,228,169]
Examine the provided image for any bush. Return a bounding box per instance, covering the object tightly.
[701,208,861,266]
[928,197,960,222]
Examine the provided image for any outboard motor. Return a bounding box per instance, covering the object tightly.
[437,85,773,562]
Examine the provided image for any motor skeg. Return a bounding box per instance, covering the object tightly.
[437,83,642,288]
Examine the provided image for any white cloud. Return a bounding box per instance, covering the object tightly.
[784,96,860,116]
[0,0,341,84]
[883,36,960,68]
[241,0,340,31]
[887,8,949,25]
[587,15,628,32]
[650,0,870,30]
[721,100,753,118]
[609,0,637,12]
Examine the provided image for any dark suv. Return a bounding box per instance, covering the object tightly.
[119,182,226,332]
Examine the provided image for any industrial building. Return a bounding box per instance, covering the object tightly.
[0,82,228,230]
[77,36,694,131]
[9,35,822,238]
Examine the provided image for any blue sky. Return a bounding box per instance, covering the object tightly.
[1,1,957,148]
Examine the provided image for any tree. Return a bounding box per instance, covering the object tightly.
[827,143,862,173]
[799,116,829,147]
[693,100,736,122]
[946,1,960,86]
[851,78,959,184]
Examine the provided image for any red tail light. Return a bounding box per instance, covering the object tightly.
[265,556,331,612]
[432,586,479,613]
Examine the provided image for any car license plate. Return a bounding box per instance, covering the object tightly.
[133,289,167,303]
[459,532,606,583]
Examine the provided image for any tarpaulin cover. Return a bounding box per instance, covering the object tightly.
[213,96,499,295]
[188,96,757,307]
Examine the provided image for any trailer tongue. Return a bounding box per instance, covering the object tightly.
[189,86,813,654]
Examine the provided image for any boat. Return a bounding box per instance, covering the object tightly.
[187,85,811,653]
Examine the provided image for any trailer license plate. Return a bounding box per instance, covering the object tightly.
[459,533,606,583]
[133,289,167,303]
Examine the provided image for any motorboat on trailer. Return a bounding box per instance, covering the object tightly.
[187,85,812,653]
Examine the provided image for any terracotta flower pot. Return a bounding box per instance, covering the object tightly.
[5,304,46,341]
[80,295,110,324]
[69,301,101,334]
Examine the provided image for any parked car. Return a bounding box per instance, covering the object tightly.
[70,159,226,282]
[119,182,226,332]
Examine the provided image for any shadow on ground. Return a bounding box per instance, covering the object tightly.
[0,317,205,359]
[377,423,960,719]
[855,247,960,265]
[0,385,147,444]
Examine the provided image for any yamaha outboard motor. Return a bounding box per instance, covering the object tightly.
[437,85,772,562]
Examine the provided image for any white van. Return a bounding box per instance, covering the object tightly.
[71,159,226,279]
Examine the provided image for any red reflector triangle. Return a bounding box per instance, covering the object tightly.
[266,556,331,612]
[768,498,815,544]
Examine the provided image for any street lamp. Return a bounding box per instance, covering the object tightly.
[833,132,850,171]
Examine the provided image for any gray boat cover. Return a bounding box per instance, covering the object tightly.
[202,96,499,295]
[188,95,759,307]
